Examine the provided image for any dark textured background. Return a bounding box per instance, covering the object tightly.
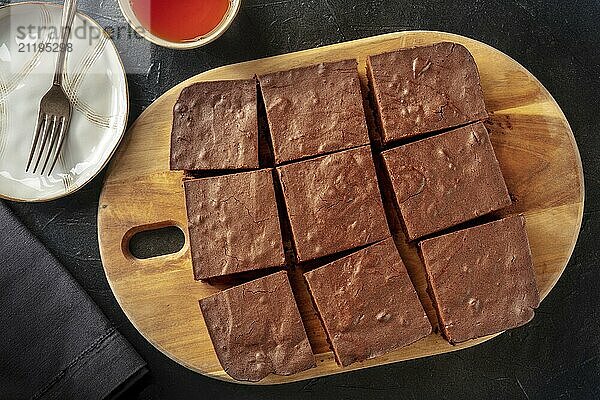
[2,0,599,399]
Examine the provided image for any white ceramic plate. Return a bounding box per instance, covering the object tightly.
[0,2,128,202]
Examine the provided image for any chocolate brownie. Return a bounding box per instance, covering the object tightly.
[304,238,431,367]
[277,146,389,262]
[258,60,370,164]
[367,42,488,144]
[184,169,285,280]
[419,215,540,344]
[170,79,259,170]
[200,271,315,381]
[381,122,511,240]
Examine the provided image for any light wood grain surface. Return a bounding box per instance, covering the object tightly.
[98,31,584,385]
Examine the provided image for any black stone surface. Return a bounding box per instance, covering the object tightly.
[2,0,599,399]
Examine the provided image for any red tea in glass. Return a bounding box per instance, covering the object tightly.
[130,0,231,43]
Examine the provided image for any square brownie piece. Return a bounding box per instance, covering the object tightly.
[367,42,488,144]
[200,271,315,381]
[170,79,259,170]
[277,146,389,262]
[184,169,285,280]
[258,60,370,164]
[419,215,540,344]
[381,122,511,240]
[304,238,431,367]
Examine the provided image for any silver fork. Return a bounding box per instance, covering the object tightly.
[26,0,77,176]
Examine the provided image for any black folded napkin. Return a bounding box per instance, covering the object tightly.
[0,201,147,400]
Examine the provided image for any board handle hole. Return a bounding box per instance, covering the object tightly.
[125,223,185,260]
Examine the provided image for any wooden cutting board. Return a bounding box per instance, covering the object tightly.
[98,31,584,385]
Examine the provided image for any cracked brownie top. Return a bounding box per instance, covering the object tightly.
[184,169,285,280]
[258,59,370,164]
[367,42,488,144]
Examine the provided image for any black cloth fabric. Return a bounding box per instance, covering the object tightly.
[0,201,147,400]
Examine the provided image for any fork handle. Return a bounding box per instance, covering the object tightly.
[53,0,78,86]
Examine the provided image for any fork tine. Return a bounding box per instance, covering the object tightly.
[32,115,55,174]
[46,117,68,176]
[26,113,47,172]
[40,116,62,175]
